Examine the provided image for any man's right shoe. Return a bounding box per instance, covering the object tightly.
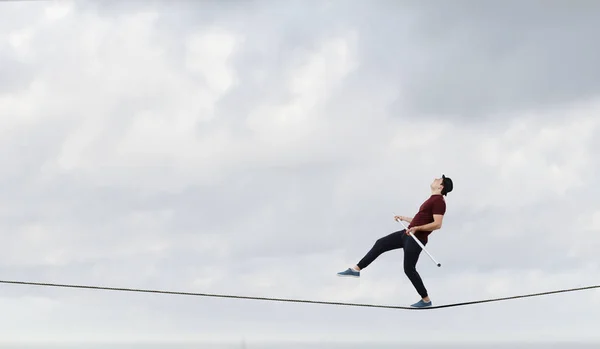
[337,268,360,278]
[410,299,432,308]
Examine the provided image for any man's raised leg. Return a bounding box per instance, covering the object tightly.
[337,230,405,277]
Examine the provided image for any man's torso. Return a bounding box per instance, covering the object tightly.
[408,194,446,242]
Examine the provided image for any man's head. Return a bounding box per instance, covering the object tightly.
[431,175,453,196]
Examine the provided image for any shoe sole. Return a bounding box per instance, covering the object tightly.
[337,274,359,278]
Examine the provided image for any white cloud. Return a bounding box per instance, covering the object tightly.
[44,1,73,22]
[477,99,599,202]
[245,32,359,154]
[185,28,239,96]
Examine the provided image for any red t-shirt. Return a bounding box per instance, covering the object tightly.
[408,194,446,243]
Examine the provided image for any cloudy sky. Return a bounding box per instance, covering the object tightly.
[1,0,600,345]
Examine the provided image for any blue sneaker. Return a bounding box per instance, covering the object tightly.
[410,299,432,308]
[337,268,360,278]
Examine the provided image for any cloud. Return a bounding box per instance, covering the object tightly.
[0,0,599,345]
[378,1,600,119]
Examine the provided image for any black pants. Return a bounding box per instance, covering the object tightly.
[357,229,428,298]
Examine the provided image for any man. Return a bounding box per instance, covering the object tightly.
[336,175,453,308]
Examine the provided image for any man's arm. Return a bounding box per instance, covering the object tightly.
[413,214,444,231]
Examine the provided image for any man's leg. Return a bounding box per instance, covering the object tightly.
[337,230,405,277]
[402,234,431,307]
[356,230,405,270]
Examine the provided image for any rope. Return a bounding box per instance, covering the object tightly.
[1,279,599,310]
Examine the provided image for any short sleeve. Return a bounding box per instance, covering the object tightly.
[432,197,446,215]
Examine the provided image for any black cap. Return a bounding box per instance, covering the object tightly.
[441,175,453,196]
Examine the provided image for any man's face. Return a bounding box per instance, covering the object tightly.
[431,177,443,188]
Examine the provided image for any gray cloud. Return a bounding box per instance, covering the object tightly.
[372,1,600,119]
[0,51,34,93]
[0,0,599,346]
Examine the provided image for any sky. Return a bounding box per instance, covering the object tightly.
[1,0,600,345]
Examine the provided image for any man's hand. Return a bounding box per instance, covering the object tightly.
[394,215,412,223]
[405,226,419,235]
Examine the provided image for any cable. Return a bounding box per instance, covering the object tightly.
[1,279,599,310]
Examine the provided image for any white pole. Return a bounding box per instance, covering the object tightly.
[394,216,442,267]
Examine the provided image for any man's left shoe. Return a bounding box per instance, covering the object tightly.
[410,299,432,308]
[337,268,360,278]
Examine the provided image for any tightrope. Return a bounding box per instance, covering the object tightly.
[1,279,598,310]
